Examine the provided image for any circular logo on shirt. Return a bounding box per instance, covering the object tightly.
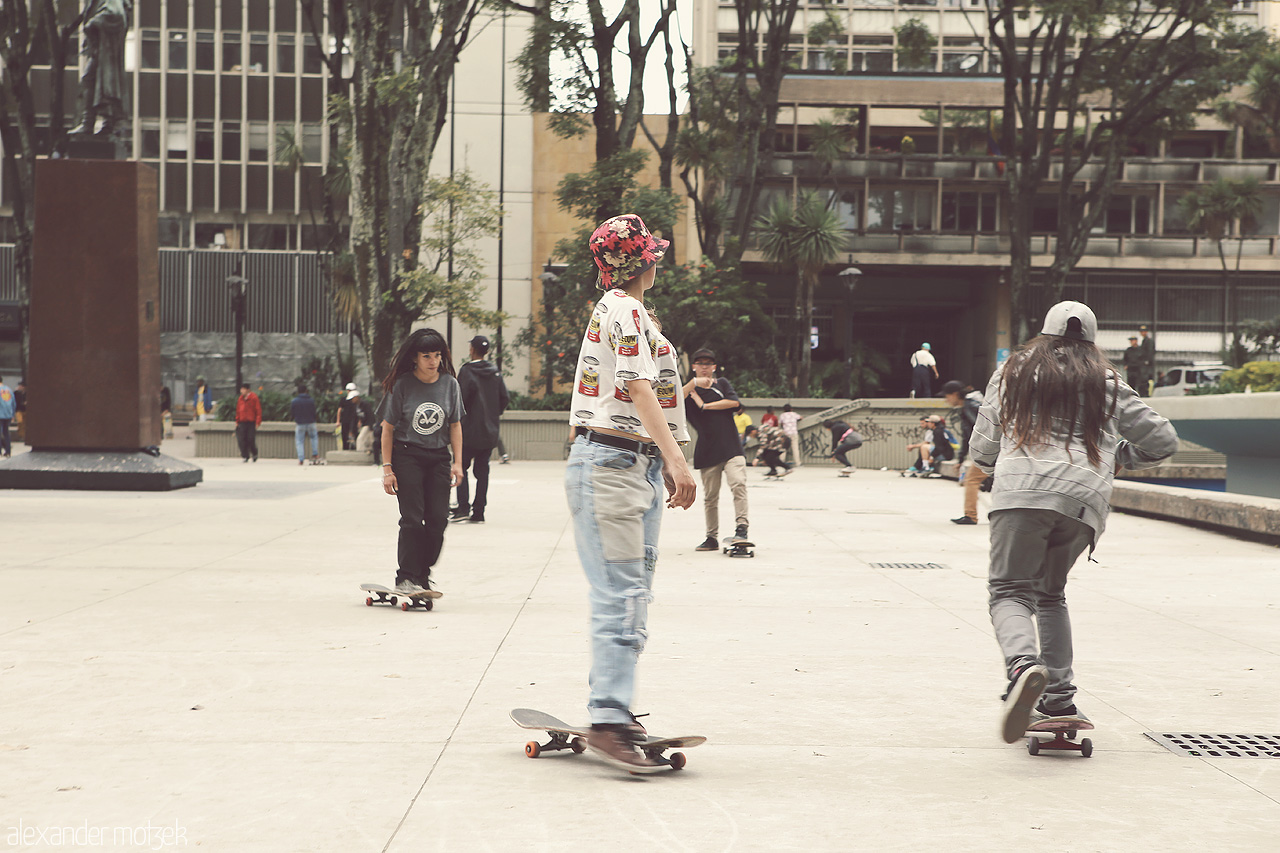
[412,402,445,436]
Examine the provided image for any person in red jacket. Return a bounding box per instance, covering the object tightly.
[235,383,262,462]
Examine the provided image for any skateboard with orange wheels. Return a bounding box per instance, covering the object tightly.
[360,583,441,611]
[510,708,705,770]
[1026,716,1094,757]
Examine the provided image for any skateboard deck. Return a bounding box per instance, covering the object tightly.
[721,536,755,558]
[1026,715,1095,757]
[510,708,705,770]
[838,471,853,478]
[360,583,442,611]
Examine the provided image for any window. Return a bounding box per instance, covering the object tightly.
[222,121,241,160]
[141,30,161,69]
[302,35,323,74]
[140,121,161,158]
[194,120,215,159]
[1102,195,1153,235]
[941,191,997,232]
[222,32,241,71]
[166,120,189,158]
[247,121,270,161]
[195,32,215,71]
[168,32,188,70]
[302,124,323,163]
[249,34,269,73]
[277,34,295,74]
[867,187,935,232]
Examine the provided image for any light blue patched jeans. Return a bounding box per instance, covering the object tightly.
[295,423,319,461]
[565,435,664,725]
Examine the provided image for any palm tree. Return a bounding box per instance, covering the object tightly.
[1215,51,1280,155]
[756,190,845,393]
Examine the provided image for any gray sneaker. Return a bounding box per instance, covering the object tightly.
[395,579,427,595]
[1001,664,1049,743]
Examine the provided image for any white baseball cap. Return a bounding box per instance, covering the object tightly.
[1040,300,1097,343]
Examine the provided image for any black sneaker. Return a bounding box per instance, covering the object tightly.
[1001,663,1048,743]
[1036,700,1087,721]
[695,536,718,551]
[468,515,485,524]
[586,724,663,774]
[734,524,749,540]
[448,511,469,523]
[951,516,977,525]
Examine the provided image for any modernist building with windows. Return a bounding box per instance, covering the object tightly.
[691,0,1280,393]
[0,1,533,401]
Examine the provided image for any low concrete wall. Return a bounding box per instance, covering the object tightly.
[194,421,339,459]
[1112,481,1280,541]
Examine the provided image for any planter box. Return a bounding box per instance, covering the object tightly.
[194,421,339,459]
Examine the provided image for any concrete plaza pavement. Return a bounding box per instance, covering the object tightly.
[2,437,1279,852]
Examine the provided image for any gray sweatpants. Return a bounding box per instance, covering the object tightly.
[988,508,1094,711]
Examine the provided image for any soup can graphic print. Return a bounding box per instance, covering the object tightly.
[616,333,640,357]
[577,356,600,396]
[655,368,678,408]
[587,311,602,343]
[614,369,638,402]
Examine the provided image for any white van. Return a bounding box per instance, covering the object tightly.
[1151,363,1228,397]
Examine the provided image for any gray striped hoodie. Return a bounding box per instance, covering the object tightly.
[970,363,1179,544]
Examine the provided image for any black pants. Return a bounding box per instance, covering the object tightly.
[392,443,452,586]
[455,445,493,519]
[760,448,790,476]
[235,421,258,460]
[340,419,359,450]
[911,365,933,398]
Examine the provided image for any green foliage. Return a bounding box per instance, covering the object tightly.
[1240,313,1280,356]
[1179,178,1263,272]
[648,258,778,372]
[507,391,573,411]
[894,19,936,71]
[214,389,297,422]
[807,8,847,73]
[556,149,680,229]
[401,169,508,330]
[1216,49,1280,155]
[1215,361,1280,394]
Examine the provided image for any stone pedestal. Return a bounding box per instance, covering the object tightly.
[0,159,201,491]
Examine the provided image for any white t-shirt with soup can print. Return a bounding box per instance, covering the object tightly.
[569,289,689,444]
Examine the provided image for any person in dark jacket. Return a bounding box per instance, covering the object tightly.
[683,348,749,550]
[943,379,986,524]
[823,418,863,474]
[451,335,509,523]
[290,384,320,465]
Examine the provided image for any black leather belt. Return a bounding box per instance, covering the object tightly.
[576,427,660,457]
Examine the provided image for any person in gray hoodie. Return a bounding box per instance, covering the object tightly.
[969,301,1179,743]
[452,335,509,523]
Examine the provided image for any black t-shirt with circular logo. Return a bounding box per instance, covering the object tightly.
[378,372,464,451]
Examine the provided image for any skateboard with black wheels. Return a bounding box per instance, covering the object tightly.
[510,708,705,771]
[360,583,442,611]
[838,470,853,478]
[1026,716,1094,757]
[722,536,755,558]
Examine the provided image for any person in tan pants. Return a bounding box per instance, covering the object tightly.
[943,380,988,525]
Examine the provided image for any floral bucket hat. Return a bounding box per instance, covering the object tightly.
[588,214,669,290]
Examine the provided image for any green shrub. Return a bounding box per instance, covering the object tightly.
[1216,360,1280,393]
[507,391,572,411]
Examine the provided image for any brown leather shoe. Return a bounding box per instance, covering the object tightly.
[587,724,663,774]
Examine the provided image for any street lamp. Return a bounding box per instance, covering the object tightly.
[838,260,862,399]
[538,260,562,397]
[227,260,249,390]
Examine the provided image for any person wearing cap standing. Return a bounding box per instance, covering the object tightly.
[336,382,365,450]
[234,383,262,462]
[941,379,987,524]
[451,335,509,524]
[969,300,1178,743]
[565,213,696,774]
[1122,335,1144,393]
[684,348,750,551]
[910,343,938,399]
[1138,324,1156,396]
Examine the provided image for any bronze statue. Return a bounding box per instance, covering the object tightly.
[73,0,133,137]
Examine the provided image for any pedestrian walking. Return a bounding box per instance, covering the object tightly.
[684,348,750,551]
[565,213,695,773]
[1138,324,1156,396]
[290,384,321,465]
[378,328,464,597]
[0,376,15,458]
[337,383,365,450]
[452,335,509,524]
[909,343,938,399]
[234,383,261,463]
[1121,335,1144,392]
[970,301,1178,743]
[13,380,25,442]
[778,403,802,466]
[941,379,987,525]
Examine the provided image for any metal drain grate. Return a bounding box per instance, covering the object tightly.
[1144,732,1280,758]
[868,562,949,570]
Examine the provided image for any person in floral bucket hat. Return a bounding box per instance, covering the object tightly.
[588,213,670,290]
[566,213,695,773]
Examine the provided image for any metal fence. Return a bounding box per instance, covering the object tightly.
[0,245,335,334]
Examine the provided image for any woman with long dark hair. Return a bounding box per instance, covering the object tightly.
[969,301,1178,743]
[378,328,464,597]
